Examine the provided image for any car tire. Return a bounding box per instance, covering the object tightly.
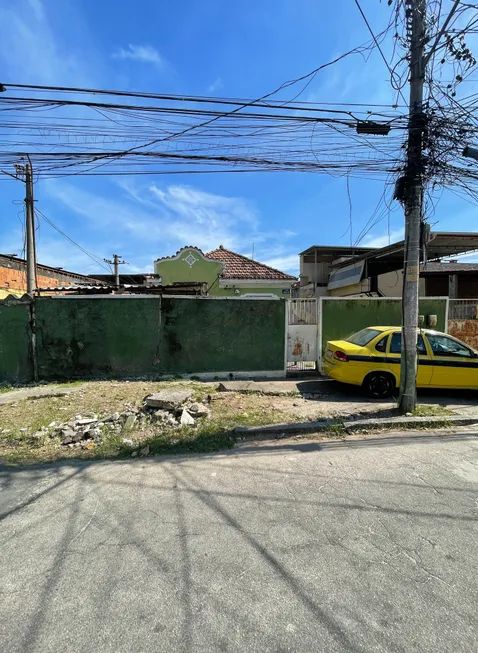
[364,372,395,398]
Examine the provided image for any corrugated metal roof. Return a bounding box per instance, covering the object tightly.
[0,253,106,283]
[421,261,478,274]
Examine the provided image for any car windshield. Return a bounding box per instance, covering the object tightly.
[346,328,382,347]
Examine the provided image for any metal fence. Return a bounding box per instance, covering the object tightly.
[448,299,478,320]
[287,299,317,325]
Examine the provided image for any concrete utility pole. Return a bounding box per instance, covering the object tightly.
[24,157,36,294]
[104,254,126,288]
[399,0,427,414]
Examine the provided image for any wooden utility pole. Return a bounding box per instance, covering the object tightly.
[104,254,126,288]
[399,0,426,414]
[24,157,36,295]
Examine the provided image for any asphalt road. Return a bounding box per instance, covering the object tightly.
[1,431,477,653]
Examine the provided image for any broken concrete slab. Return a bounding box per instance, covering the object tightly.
[145,389,193,410]
[217,381,302,396]
[217,378,344,397]
[0,384,83,407]
[75,418,98,427]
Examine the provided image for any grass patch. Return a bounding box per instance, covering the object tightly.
[0,385,14,394]
[412,404,454,417]
[327,422,345,435]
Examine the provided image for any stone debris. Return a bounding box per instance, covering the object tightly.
[103,412,120,423]
[188,403,210,417]
[38,389,210,448]
[180,409,195,427]
[123,415,137,431]
[140,445,150,456]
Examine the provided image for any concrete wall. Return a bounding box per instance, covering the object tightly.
[0,298,31,383]
[0,296,285,383]
[320,297,447,357]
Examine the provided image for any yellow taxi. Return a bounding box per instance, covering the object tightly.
[323,326,478,397]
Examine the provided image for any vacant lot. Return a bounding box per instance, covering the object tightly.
[0,378,473,465]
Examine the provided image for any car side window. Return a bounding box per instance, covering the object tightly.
[390,333,427,355]
[427,334,472,358]
[375,335,388,352]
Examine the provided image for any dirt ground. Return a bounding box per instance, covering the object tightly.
[0,378,476,464]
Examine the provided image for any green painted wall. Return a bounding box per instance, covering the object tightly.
[156,248,223,289]
[155,247,291,298]
[158,298,285,373]
[0,296,285,381]
[35,298,162,380]
[0,299,31,383]
[321,298,447,355]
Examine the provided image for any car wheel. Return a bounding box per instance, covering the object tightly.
[364,372,395,398]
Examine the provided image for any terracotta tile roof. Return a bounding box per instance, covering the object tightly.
[206,246,297,281]
[421,261,478,274]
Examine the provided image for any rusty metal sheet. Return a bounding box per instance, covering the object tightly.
[448,319,478,350]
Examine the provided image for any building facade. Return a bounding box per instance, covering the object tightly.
[155,246,296,298]
[0,254,102,299]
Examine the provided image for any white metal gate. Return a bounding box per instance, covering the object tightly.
[286,299,318,371]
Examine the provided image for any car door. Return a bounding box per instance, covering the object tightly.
[424,332,478,389]
[386,332,433,387]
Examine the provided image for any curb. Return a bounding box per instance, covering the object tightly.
[234,415,478,438]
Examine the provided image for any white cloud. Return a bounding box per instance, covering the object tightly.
[362,228,404,249]
[208,77,224,93]
[0,0,92,85]
[45,179,298,270]
[261,253,299,275]
[113,44,165,69]
[148,184,259,252]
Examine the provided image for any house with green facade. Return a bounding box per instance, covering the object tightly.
[154,246,296,298]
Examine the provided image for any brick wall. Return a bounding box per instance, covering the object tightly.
[0,265,60,297]
[0,256,94,298]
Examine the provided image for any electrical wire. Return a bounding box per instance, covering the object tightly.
[34,207,112,273]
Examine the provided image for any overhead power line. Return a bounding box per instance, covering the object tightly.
[353,0,408,105]
[34,207,112,273]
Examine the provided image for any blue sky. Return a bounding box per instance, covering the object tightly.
[0,0,477,277]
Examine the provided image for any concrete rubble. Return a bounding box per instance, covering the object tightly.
[144,389,193,410]
[38,390,210,449]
